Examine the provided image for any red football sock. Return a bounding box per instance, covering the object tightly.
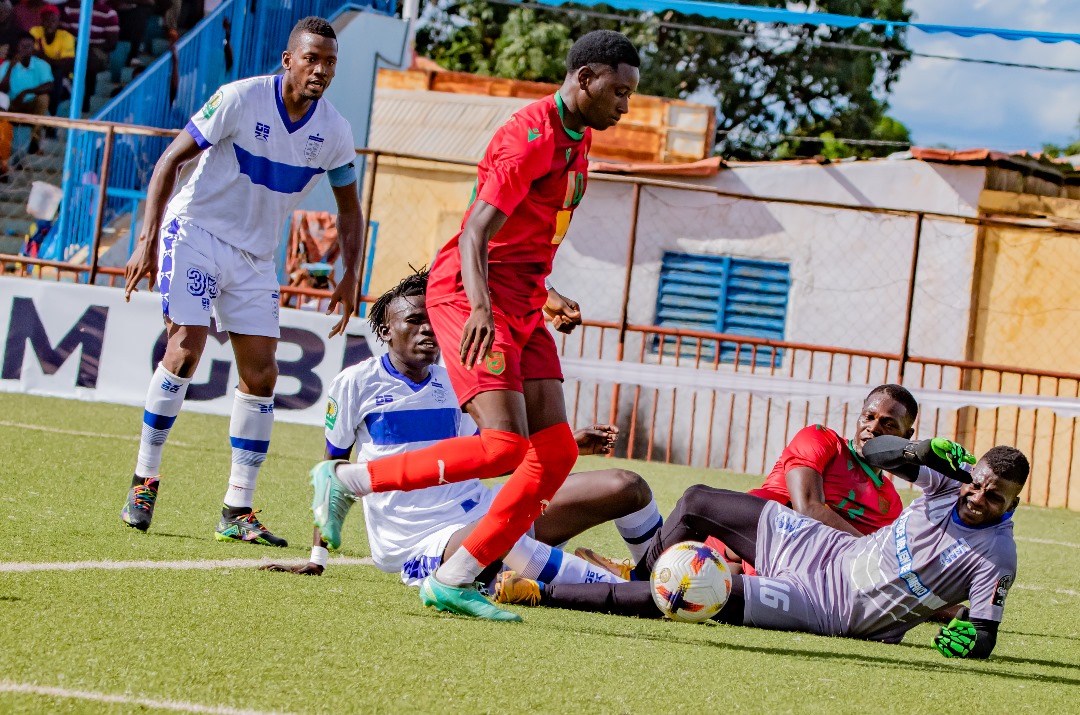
[461,422,578,566]
[367,429,528,493]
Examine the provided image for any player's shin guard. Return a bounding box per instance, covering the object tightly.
[135,364,192,478]
[457,423,579,572]
[366,429,529,494]
[224,390,275,509]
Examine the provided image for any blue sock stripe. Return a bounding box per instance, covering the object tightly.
[143,411,177,431]
[536,548,563,584]
[229,437,271,453]
[623,517,664,544]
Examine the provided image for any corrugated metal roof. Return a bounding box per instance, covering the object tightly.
[368,89,530,163]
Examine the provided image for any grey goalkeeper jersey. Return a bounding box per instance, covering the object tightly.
[756,467,1016,642]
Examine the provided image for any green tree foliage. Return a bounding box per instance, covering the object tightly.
[416,1,914,160]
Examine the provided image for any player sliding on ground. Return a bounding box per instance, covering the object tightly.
[577,384,919,580]
[498,438,1027,659]
[309,30,642,620]
[120,17,364,546]
[265,270,663,588]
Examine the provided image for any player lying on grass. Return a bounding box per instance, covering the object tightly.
[498,438,1027,659]
[309,30,642,621]
[577,385,918,580]
[264,270,663,589]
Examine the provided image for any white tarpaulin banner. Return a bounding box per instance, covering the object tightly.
[559,357,1080,417]
[0,277,381,426]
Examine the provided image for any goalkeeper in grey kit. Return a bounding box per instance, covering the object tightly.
[497,436,1027,659]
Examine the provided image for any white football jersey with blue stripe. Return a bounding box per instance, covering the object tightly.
[169,75,355,260]
[324,355,489,573]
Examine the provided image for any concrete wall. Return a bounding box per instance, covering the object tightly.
[552,159,985,361]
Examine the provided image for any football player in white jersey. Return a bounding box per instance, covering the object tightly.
[498,438,1027,659]
[263,269,666,589]
[119,17,364,546]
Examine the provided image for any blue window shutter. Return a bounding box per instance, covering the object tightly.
[655,252,790,366]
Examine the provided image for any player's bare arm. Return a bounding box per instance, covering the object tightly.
[326,181,364,338]
[261,444,344,575]
[543,286,582,334]
[123,131,202,300]
[457,200,509,369]
[786,467,863,537]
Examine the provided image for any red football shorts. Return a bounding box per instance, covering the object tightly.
[427,298,563,406]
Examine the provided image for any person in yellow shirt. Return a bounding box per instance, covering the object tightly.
[29,4,70,115]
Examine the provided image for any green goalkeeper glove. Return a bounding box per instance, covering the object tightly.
[930,438,977,472]
[933,618,977,658]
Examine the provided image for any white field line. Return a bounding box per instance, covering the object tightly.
[1014,583,1080,597]
[1015,536,1080,549]
[0,556,374,573]
[0,420,194,448]
[0,681,295,715]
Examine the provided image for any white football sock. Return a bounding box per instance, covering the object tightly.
[135,364,191,478]
[335,461,372,497]
[505,536,623,585]
[224,390,274,509]
[615,498,664,563]
[434,546,484,587]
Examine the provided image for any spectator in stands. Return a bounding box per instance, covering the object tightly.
[60,0,117,112]
[113,0,153,65]
[11,0,44,32]
[0,33,52,154]
[1,1,20,63]
[29,4,71,114]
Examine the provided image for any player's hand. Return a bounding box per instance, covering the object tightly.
[543,288,582,334]
[325,272,358,338]
[930,438,977,472]
[575,424,619,455]
[259,561,325,576]
[124,234,159,302]
[933,617,977,658]
[460,305,495,370]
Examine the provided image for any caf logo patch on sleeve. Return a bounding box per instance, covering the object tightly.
[325,397,339,430]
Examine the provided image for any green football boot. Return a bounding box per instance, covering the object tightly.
[419,576,523,622]
[310,459,357,551]
[215,509,288,547]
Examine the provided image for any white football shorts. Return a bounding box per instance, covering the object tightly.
[156,215,281,338]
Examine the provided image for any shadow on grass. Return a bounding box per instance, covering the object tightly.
[518,615,1080,688]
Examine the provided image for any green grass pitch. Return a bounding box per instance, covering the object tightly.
[1,392,1078,714]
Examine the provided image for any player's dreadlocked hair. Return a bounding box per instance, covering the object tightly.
[288,16,336,49]
[866,384,919,422]
[566,30,640,72]
[368,267,429,343]
[982,445,1030,487]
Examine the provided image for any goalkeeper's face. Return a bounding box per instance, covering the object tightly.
[853,394,915,454]
[957,463,1022,527]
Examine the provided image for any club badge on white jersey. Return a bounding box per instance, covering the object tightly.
[169,75,355,260]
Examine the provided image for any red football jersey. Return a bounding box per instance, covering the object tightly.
[428,93,591,316]
[752,424,903,535]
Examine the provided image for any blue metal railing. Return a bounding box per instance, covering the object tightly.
[48,0,395,262]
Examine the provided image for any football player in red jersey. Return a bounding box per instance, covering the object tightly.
[308,30,641,620]
[577,384,918,579]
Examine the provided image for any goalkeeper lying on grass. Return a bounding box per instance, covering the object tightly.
[497,436,1027,659]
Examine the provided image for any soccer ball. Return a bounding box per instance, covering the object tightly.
[650,541,733,623]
